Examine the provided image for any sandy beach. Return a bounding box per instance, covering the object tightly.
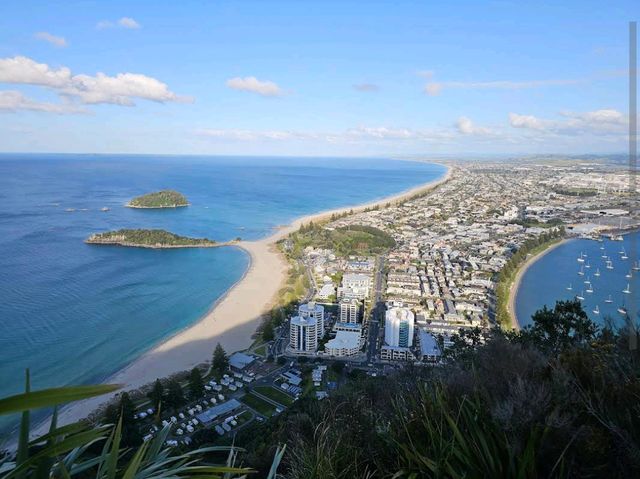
[506,238,569,330]
[32,163,452,435]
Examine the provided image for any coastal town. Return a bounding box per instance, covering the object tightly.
[105,158,638,449]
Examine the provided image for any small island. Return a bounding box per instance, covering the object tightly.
[126,190,189,209]
[85,229,222,249]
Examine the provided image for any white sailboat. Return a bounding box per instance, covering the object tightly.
[576,291,585,301]
[626,270,633,279]
[604,295,613,304]
[606,260,614,270]
[623,283,631,294]
[593,305,600,315]
[566,283,572,291]
[586,284,594,293]
[577,252,585,263]
[633,261,640,272]
[594,268,601,277]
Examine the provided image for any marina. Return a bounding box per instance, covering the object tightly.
[516,231,639,327]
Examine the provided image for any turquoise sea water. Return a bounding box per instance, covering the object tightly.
[0,154,446,434]
[515,231,639,328]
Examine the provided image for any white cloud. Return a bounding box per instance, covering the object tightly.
[197,129,310,141]
[0,56,190,106]
[34,32,67,47]
[0,56,71,88]
[509,109,627,136]
[353,83,379,92]
[417,70,434,79]
[226,76,284,97]
[96,20,114,30]
[345,126,416,139]
[97,17,141,30]
[455,116,492,135]
[509,113,548,130]
[424,82,443,96]
[0,90,85,114]
[118,17,141,29]
[424,78,580,96]
[561,108,625,125]
[198,125,454,143]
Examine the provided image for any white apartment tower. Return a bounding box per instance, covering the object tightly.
[298,301,325,338]
[289,315,319,353]
[384,307,415,348]
[339,298,360,323]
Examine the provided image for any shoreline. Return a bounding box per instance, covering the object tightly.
[126,204,189,209]
[31,163,452,436]
[84,240,235,249]
[506,238,570,330]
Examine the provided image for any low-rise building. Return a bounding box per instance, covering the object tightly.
[324,330,361,357]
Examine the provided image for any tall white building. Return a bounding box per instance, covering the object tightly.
[384,307,415,348]
[290,315,319,353]
[339,298,360,323]
[298,302,324,338]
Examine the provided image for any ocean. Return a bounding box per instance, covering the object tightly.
[0,154,446,434]
[515,231,639,328]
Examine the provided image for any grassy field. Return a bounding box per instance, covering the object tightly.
[240,393,276,417]
[253,386,294,406]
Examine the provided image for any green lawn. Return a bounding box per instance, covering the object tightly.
[253,345,267,356]
[253,386,294,406]
[240,393,276,417]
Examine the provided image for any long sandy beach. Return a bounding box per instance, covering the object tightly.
[32,163,452,434]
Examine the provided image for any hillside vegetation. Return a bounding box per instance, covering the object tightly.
[234,300,640,478]
[127,190,189,208]
[86,229,217,248]
[289,223,396,257]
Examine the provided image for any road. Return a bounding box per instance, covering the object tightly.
[366,255,386,362]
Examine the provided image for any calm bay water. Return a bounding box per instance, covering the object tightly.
[0,154,445,433]
[516,231,639,327]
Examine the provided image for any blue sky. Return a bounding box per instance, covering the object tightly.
[0,0,636,156]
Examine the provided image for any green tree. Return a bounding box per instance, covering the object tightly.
[188,367,204,399]
[523,299,598,354]
[104,392,139,446]
[262,321,275,341]
[147,378,164,411]
[165,379,185,409]
[331,361,345,374]
[212,343,229,375]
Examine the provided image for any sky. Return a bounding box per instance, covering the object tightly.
[0,0,637,157]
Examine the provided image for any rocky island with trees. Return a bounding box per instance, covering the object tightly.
[126,190,189,209]
[85,229,224,248]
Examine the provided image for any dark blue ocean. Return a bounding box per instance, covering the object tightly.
[516,232,639,328]
[0,154,446,432]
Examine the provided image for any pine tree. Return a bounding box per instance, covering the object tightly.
[147,378,164,410]
[262,320,275,341]
[165,379,185,409]
[212,343,229,375]
[188,367,204,399]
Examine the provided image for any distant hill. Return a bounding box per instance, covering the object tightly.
[127,190,189,208]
